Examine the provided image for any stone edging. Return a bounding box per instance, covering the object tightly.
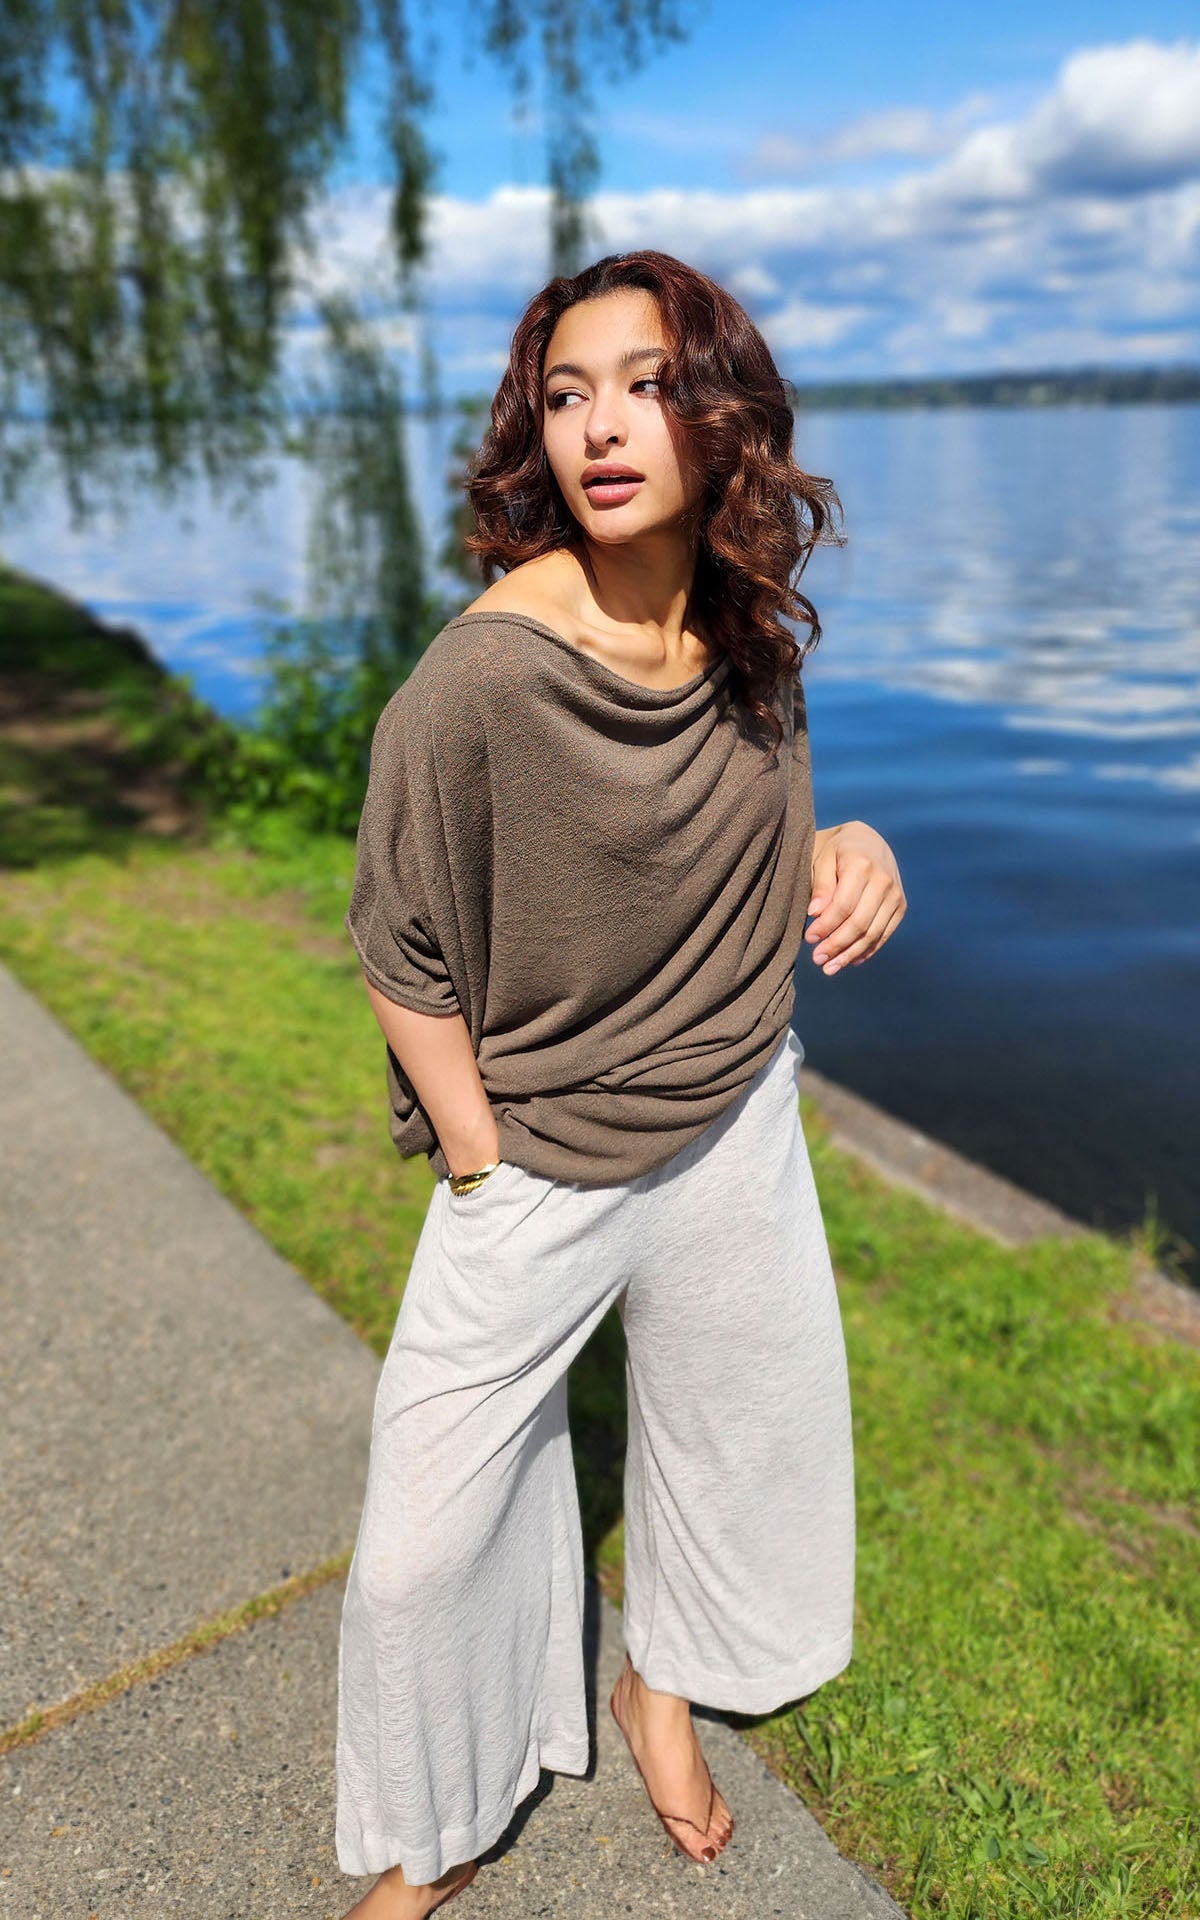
[798,1063,1200,1350]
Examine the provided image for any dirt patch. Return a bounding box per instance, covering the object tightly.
[1042,1442,1198,1584]
[1,591,219,856]
[0,676,113,724]
[1108,1254,1200,1352]
[113,848,349,960]
[1061,1498,1154,1572]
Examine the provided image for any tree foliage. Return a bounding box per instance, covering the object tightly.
[0,0,693,513]
[0,0,696,827]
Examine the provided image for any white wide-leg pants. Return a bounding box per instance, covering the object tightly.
[335,1025,856,1882]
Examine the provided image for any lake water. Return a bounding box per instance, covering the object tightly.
[3,403,1198,1283]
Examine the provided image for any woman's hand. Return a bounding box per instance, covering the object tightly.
[360,983,501,1173]
[805,821,906,974]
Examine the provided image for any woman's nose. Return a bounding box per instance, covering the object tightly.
[584,407,627,451]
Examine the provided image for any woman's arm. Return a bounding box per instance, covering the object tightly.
[805,820,907,974]
[363,981,501,1177]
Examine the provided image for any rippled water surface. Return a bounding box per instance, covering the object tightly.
[794,404,1199,1279]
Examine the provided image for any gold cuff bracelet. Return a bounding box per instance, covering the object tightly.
[448,1161,501,1196]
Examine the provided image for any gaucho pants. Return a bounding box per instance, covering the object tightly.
[335,1025,856,1883]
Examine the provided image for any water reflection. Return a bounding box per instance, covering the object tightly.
[0,412,454,719]
[800,403,1200,788]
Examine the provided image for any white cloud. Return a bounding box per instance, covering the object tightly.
[602,108,749,158]
[749,93,994,174]
[282,37,1200,381]
[1023,38,1200,197]
[763,297,869,351]
[726,261,783,303]
[916,39,1200,211]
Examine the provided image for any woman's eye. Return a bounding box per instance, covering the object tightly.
[548,377,661,411]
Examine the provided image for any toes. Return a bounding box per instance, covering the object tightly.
[665,1797,732,1864]
[708,1792,734,1850]
[678,1825,720,1865]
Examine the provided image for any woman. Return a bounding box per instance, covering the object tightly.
[335,249,906,1920]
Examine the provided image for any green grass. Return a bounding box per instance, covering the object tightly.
[0,817,1195,1918]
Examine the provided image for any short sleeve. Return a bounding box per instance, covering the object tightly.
[344,682,461,1016]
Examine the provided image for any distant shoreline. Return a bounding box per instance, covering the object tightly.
[784,364,1200,412]
[5,365,1200,427]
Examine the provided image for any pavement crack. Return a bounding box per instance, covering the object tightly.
[0,1548,351,1754]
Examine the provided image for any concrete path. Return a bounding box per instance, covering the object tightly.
[0,960,905,1919]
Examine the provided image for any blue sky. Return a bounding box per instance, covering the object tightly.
[282,3,1200,394]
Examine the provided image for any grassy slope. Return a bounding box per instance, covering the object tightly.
[0,561,233,865]
[1,573,1196,1919]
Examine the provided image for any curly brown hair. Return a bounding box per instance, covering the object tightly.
[460,248,844,751]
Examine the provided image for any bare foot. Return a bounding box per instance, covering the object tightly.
[610,1653,734,1863]
[340,1856,478,1919]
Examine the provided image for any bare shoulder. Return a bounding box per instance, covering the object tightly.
[458,553,580,636]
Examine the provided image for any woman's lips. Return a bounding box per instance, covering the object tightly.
[582,478,644,506]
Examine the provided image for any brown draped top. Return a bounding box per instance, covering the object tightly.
[344,610,815,1184]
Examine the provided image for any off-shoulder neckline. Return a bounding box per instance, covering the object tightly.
[445,609,731,704]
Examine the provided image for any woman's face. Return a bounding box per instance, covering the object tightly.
[541,287,705,545]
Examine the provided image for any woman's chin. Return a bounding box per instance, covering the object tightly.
[576,503,677,544]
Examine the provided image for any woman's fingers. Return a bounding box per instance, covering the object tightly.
[844,900,907,968]
[808,875,905,972]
